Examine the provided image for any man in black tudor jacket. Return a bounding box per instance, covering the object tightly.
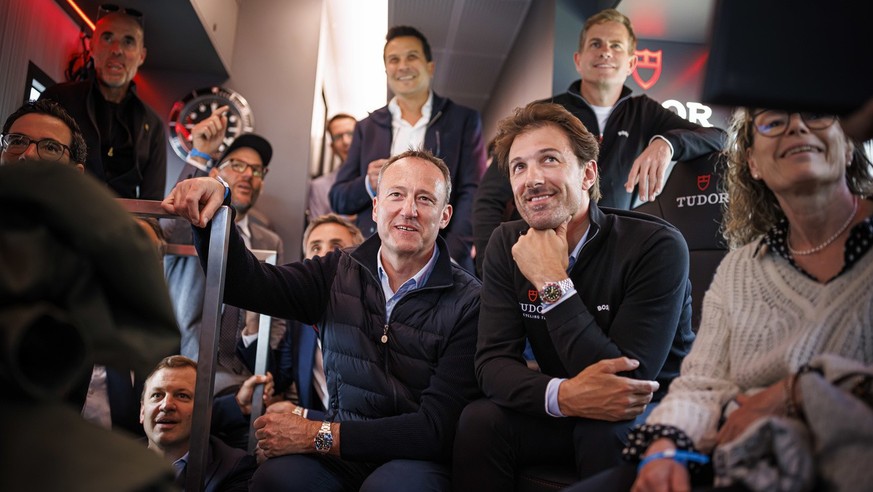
[163,149,480,492]
[472,8,723,275]
[453,102,694,490]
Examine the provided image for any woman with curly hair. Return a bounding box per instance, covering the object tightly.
[565,109,873,491]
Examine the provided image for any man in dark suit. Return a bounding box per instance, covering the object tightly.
[141,355,255,491]
[163,127,286,395]
[329,25,487,272]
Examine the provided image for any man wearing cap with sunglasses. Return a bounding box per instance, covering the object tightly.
[40,4,166,201]
[164,119,286,395]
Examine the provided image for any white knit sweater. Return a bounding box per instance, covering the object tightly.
[646,241,873,452]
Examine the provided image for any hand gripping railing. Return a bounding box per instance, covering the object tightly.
[116,199,229,492]
[120,200,278,490]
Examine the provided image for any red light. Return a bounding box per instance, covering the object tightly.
[66,0,96,31]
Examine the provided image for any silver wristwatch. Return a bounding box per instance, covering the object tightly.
[314,420,333,453]
[539,278,574,304]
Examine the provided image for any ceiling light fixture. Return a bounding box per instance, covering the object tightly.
[65,0,96,31]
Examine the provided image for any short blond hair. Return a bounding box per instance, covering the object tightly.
[578,8,636,53]
[378,149,453,206]
[141,355,197,401]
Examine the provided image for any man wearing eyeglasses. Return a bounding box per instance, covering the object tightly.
[40,6,166,201]
[307,113,357,221]
[164,130,286,396]
[1,99,86,171]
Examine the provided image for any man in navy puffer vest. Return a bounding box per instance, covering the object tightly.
[163,149,481,492]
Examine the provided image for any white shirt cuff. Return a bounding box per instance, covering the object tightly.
[649,135,674,158]
[545,377,567,417]
[540,287,577,314]
[365,176,376,199]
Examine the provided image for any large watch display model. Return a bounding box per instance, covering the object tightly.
[314,421,333,453]
[168,86,255,160]
[539,278,574,304]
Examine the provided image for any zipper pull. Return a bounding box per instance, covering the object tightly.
[381,324,389,344]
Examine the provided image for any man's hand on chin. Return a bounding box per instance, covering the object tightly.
[511,218,570,289]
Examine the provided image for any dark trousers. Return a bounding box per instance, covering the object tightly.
[452,399,653,491]
[251,453,451,492]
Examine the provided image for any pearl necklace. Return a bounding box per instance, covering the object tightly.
[788,195,859,256]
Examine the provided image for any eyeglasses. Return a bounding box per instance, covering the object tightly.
[0,133,72,161]
[97,4,145,28]
[218,159,268,178]
[330,131,354,142]
[752,110,837,137]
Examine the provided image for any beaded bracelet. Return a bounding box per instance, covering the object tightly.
[624,424,709,473]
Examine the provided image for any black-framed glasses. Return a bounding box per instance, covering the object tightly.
[752,110,837,137]
[218,159,268,179]
[0,133,72,161]
[97,4,145,28]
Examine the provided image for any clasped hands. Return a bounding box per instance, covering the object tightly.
[253,408,321,461]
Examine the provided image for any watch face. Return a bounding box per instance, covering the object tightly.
[315,430,333,452]
[168,86,255,160]
[541,283,562,303]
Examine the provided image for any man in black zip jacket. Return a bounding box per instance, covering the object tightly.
[330,25,486,273]
[40,9,166,200]
[163,149,480,492]
[453,102,694,489]
[471,8,723,276]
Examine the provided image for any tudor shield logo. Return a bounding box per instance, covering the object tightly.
[528,290,538,302]
[633,49,662,90]
[697,174,711,192]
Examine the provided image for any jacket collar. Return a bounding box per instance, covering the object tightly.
[85,78,147,144]
[370,91,449,128]
[566,80,633,108]
[350,232,455,289]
